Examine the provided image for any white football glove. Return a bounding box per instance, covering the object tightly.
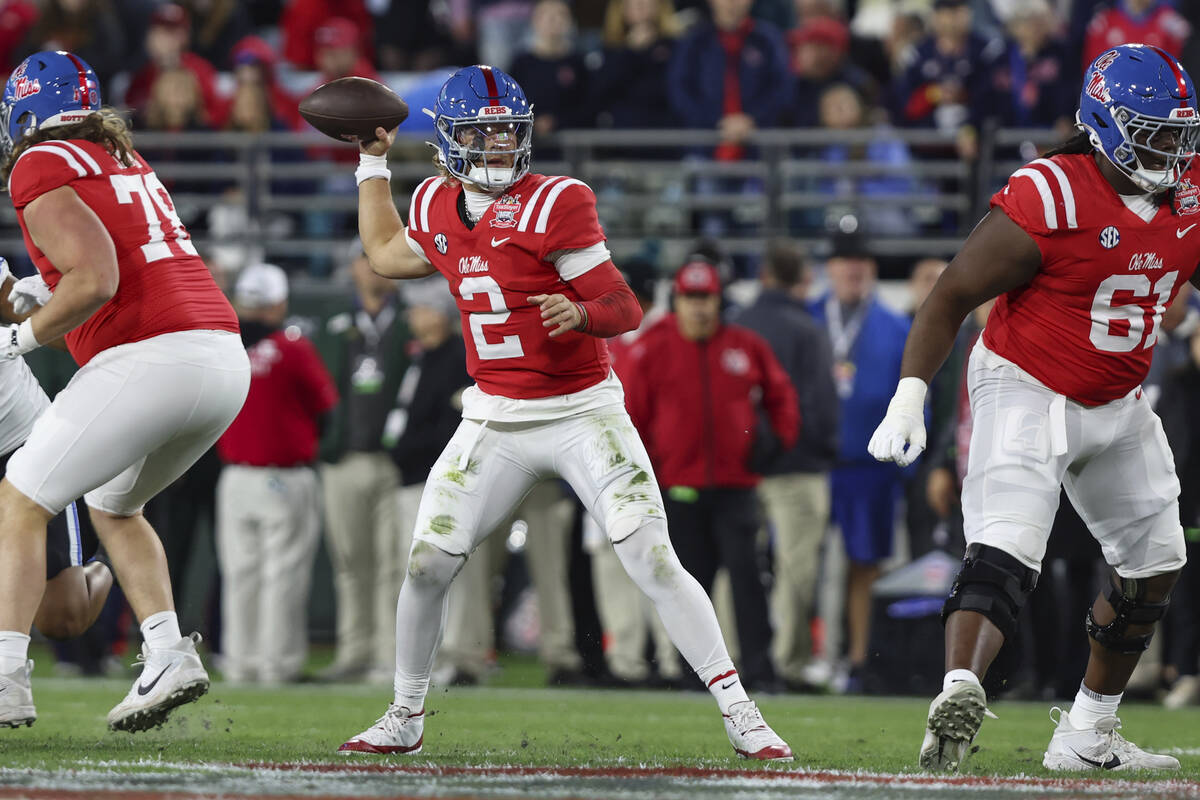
[0,319,39,360]
[867,377,928,467]
[8,275,51,316]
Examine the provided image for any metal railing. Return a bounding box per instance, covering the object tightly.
[0,125,1071,275]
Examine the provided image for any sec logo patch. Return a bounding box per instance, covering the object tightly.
[434,233,448,255]
[1099,226,1120,249]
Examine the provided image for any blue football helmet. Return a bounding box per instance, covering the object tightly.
[0,50,101,157]
[1077,44,1200,193]
[426,65,533,192]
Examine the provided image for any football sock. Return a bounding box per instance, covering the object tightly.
[1068,681,1122,729]
[612,518,748,714]
[0,632,30,674]
[943,668,981,693]
[141,611,181,651]
[393,545,464,711]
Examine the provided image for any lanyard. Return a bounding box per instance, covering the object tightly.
[826,297,868,363]
[355,304,396,350]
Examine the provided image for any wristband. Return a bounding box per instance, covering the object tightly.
[13,318,38,354]
[890,376,928,414]
[355,152,391,186]
[574,302,589,333]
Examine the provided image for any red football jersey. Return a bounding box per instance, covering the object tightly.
[405,173,610,399]
[986,153,1200,405]
[9,138,239,366]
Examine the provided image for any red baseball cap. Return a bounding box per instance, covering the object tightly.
[673,261,722,296]
[150,3,189,29]
[315,18,360,50]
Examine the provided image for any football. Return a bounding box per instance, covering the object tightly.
[298,77,409,144]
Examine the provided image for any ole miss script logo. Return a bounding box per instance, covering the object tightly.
[490,194,522,228]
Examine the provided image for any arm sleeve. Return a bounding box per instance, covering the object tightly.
[566,260,642,338]
[755,334,800,449]
[8,147,86,209]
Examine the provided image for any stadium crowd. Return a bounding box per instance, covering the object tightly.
[5,0,1200,713]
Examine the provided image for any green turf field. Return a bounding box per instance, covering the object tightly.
[1,664,1198,799]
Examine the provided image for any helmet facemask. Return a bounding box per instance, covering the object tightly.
[436,116,532,192]
[1103,106,1200,193]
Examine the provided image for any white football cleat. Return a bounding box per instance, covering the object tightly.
[919,680,991,771]
[0,659,35,728]
[108,633,209,732]
[339,704,425,754]
[723,700,794,761]
[1042,707,1179,772]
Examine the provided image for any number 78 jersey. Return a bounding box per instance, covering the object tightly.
[985,152,1200,405]
[8,139,238,367]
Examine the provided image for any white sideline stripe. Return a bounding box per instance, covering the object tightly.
[1012,167,1058,230]
[1030,158,1077,229]
[14,144,86,177]
[534,178,585,234]
[518,176,565,232]
[407,176,437,231]
[56,140,102,175]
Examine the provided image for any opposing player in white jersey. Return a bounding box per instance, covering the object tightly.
[338,65,792,761]
[870,44,1196,772]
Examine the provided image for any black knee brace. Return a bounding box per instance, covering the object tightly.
[1086,577,1171,654]
[940,544,1039,641]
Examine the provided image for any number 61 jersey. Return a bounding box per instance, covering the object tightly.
[8,138,238,366]
[985,151,1200,405]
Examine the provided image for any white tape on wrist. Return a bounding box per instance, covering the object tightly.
[355,152,391,186]
[14,318,37,354]
[890,376,928,416]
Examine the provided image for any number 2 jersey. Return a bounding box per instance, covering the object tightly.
[8,138,238,366]
[404,173,611,401]
[986,152,1200,405]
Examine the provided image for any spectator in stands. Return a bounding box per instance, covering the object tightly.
[1002,0,1072,133]
[1158,325,1200,710]
[281,0,373,70]
[787,15,876,127]
[19,0,124,87]
[590,0,681,129]
[626,260,799,691]
[0,1,36,73]
[509,0,589,136]
[372,0,469,70]
[807,221,909,692]
[313,17,380,83]
[892,0,1016,160]
[1081,0,1189,73]
[227,36,301,132]
[729,241,838,692]
[175,0,252,70]
[472,0,536,72]
[123,4,225,127]
[215,264,339,684]
[667,0,792,161]
[136,67,215,199]
[316,248,410,684]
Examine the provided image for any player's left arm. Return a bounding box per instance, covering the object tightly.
[529,260,641,338]
[16,186,119,350]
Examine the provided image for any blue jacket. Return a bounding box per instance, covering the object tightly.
[667,20,792,131]
[809,294,910,466]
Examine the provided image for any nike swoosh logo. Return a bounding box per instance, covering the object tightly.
[720,680,738,690]
[491,237,510,247]
[136,664,174,696]
[1177,224,1197,238]
[147,620,165,630]
[1070,748,1121,769]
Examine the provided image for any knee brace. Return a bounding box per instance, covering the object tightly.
[1086,577,1171,654]
[940,544,1039,641]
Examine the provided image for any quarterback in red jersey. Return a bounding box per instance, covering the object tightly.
[338,65,793,762]
[0,52,249,732]
[870,44,1197,772]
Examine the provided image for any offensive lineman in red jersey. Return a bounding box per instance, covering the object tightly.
[0,52,249,731]
[870,44,1197,772]
[338,65,793,761]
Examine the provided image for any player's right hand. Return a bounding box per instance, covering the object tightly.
[867,376,928,467]
[8,274,51,315]
[360,126,397,157]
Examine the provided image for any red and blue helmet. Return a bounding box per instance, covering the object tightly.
[1,50,101,157]
[1077,44,1200,193]
[427,65,533,192]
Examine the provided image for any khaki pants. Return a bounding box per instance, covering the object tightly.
[438,480,582,678]
[322,452,404,674]
[760,472,830,683]
[216,465,320,683]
